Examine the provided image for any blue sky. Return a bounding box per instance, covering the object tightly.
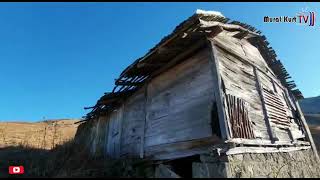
[0,2,319,121]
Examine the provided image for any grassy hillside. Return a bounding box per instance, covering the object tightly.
[299,96,320,114]
[299,96,320,152]
[0,119,79,150]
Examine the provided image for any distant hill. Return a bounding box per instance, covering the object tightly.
[299,96,320,153]
[299,96,320,126]
[299,96,320,114]
[0,119,80,150]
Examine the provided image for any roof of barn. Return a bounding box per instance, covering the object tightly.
[83,10,303,121]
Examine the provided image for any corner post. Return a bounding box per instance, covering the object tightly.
[207,38,231,140]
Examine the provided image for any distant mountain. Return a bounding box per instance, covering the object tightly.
[299,96,320,153]
[299,96,320,114]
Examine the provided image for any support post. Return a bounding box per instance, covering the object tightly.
[207,38,231,140]
[140,84,148,158]
[253,66,278,143]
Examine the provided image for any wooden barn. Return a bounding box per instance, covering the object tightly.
[76,9,319,177]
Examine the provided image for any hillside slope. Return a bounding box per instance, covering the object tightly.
[299,96,320,152]
[0,119,79,150]
[300,96,320,114]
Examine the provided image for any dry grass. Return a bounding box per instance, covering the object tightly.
[0,118,319,177]
[0,119,153,177]
[0,139,153,178]
[0,119,79,150]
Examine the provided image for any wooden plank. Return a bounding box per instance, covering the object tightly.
[265,104,287,115]
[264,99,286,110]
[207,38,231,140]
[104,116,110,155]
[226,138,310,146]
[119,89,146,157]
[253,66,278,142]
[225,146,311,155]
[140,84,148,158]
[144,48,214,147]
[117,105,124,158]
[213,38,284,90]
[145,136,222,160]
[263,93,285,105]
[145,123,212,147]
[106,108,123,157]
[270,120,290,127]
[263,91,284,103]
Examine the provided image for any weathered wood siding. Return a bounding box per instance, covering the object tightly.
[106,106,123,158]
[83,29,307,160]
[86,47,218,159]
[144,48,216,149]
[120,88,146,157]
[212,31,304,142]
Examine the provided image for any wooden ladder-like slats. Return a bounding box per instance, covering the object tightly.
[262,87,290,128]
[225,94,255,139]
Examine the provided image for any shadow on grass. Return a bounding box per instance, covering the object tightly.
[0,140,153,178]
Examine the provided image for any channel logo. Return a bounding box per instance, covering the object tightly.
[8,166,24,175]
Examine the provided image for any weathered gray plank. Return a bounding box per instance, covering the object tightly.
[207,38,231,140]
[253,66,278,142]
[225,146,311,155]
[120,89,145,157]
[145,48,214,148]
[106,106,123,158]
[140,84,148,158]
[145,136,222,160]
[226,138,310,146]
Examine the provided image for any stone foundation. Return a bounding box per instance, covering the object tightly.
[192,149,320,178]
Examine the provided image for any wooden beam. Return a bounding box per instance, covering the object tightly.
[226,138,310,146]
[145,136,222,160]
[253,66,279,142]
[225,146,311,155]
[137,62,165,68]
[207,38,231,140]
[119,15,201,78]
[74,119,87,124]
[140,84,148,158]
[233,31,249,39]
[117,104,124,158]
[115,80,144,86]
[84,106,95,110]
[199,20,260,37]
